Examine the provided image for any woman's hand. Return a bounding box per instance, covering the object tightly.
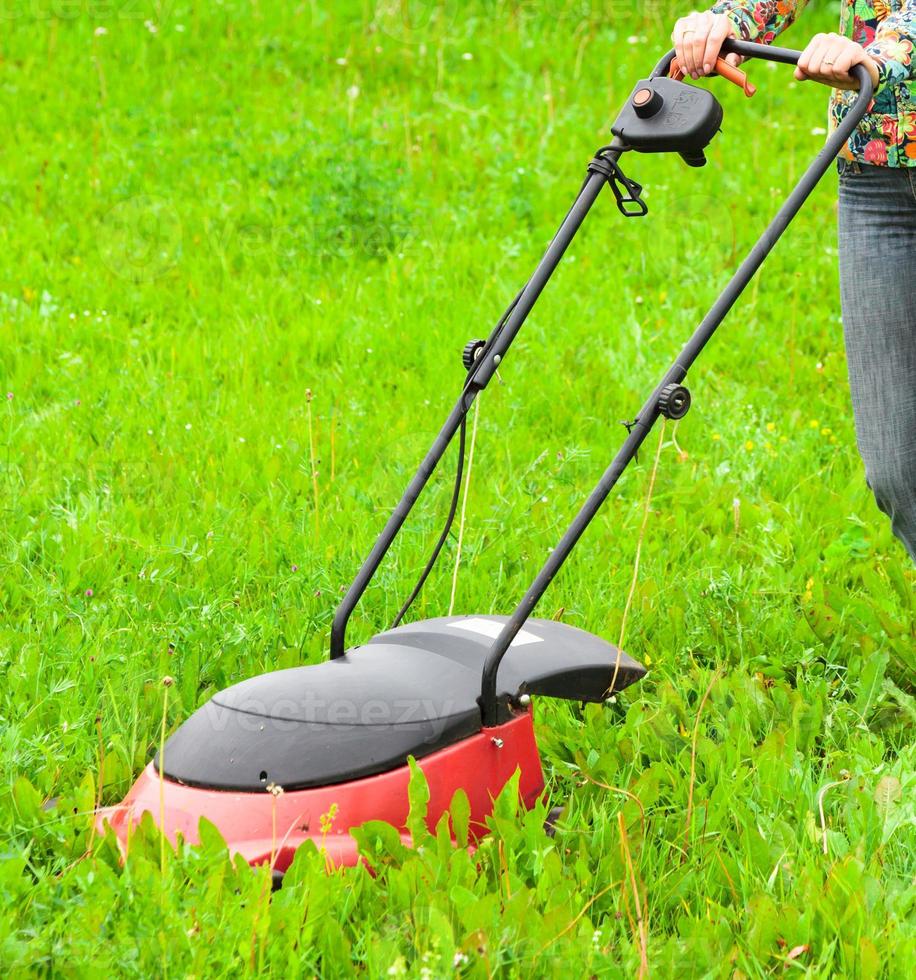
[672,10,742,79]
[795,33,880,91]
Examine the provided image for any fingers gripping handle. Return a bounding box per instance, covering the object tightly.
[655,40,874,103]
[720,39,874,99]
[669,55,757,97]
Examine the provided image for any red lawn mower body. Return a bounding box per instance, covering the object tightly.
[98,712,543,872]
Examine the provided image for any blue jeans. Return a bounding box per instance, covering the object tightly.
[837,158,916,562]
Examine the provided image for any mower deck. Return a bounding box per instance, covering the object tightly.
[97,616,644,864]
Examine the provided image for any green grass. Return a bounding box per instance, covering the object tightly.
[1,1,913,975]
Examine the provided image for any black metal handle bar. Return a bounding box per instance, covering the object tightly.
[330,157,622,658]
[652,37,852,76]
[478,48,874,724]
[331,43,873,678]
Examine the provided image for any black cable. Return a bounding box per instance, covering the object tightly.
[388,294,519,629]
[388,163,603,628]
[390,399,468,628]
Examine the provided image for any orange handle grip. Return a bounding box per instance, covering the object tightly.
[669,56,757,97]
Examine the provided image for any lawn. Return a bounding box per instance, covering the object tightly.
[0,1,913,976]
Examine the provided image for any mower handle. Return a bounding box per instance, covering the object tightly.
[331,37,876,721]
[651,38,804,76]
[653,39,875,101]
[476,42,875,725]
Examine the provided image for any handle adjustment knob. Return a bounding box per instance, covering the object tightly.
[462,339,487,371]
[658,383,692,419]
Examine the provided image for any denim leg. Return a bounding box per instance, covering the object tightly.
[837,159,916,563]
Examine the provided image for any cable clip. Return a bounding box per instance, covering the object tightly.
[619,416,640,462]
[588,153,648,217]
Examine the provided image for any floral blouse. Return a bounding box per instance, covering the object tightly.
[710,1,916,166]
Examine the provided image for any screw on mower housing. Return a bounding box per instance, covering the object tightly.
[97,39,875,882]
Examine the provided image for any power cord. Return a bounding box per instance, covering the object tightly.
[388,153,618,627]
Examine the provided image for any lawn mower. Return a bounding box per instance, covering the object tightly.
[98,40,873,880]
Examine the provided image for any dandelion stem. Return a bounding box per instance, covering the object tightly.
[538,880,618,954]
[605,420,666,701]
[159,677,173,878]
[88,713,105,855]
[448,398,480,616]
[617,420,665,652]
[817,774,850,856]
[579,773,646,841]
[306,390,320,539]
[330,408,337,483]
[271,793,277,869]
[683,668,721,862]
[618,811,649,978]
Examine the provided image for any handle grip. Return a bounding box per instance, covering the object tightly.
[653,39,875,104]
[721,38,802,67]
[669,55,757,97]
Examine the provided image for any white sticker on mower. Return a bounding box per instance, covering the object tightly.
[448,618,543,646]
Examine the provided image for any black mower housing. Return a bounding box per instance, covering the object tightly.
[612,77,723,166]
[158,616,645,792]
